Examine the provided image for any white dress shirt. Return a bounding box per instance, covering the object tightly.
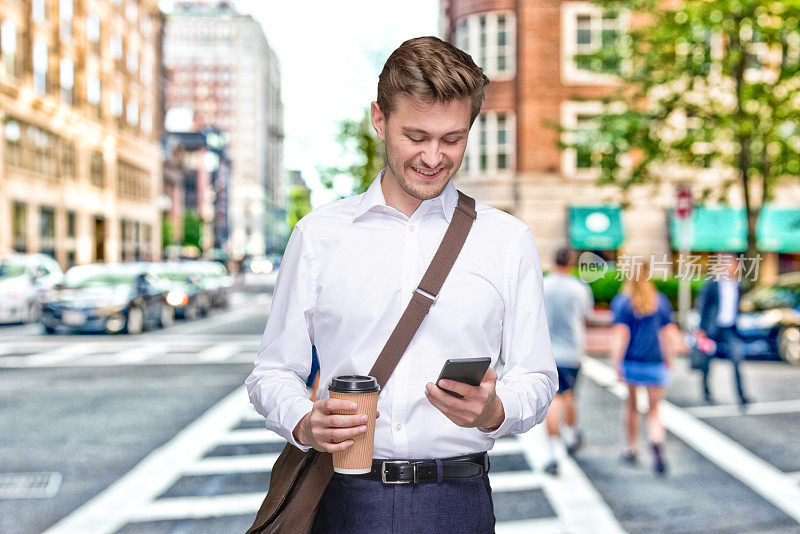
[246,173,557,459]
[717,278,739,327]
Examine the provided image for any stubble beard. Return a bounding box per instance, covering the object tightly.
[386,151,452,202]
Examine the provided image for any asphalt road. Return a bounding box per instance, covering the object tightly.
[1,274,798,533]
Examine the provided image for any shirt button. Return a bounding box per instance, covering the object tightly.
[408,225,415,232]
[406,275,413,283]
[395,424,402,431]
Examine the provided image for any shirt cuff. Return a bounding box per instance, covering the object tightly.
[479,380,518,439]
[280,396,315,451]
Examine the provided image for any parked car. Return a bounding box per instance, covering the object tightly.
[40,262,173,334]
[737,273,800,365]
[151,262,212,320]
[0,253,63,324]
[191,261,233,308]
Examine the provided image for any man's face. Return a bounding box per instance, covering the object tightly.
[371,96,471,202]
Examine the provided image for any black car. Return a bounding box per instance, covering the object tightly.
[40,263,173,334]
[737,272,800,365]
[152,262,212,320]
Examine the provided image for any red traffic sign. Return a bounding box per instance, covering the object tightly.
[676,184,693,219]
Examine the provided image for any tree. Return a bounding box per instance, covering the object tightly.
[559,0,800,260]
[161,218,174,250]
[318,108,386,196]
[287,185,313,232]
[182,210,202,251]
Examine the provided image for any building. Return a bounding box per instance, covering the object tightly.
[162,127,231,258]
[0,0,163,268]
[440,0,800,279]
[162,1,284,260]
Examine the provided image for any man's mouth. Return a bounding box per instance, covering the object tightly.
[411,166,445,180]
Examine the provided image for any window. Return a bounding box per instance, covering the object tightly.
[126,100,138,127]
[561,100,619,178]
[65,209,77,267]
[66,210,76,238]
[86,14,100,54]
[463,112,515,174]
[562,3,628,83]
[126,2,138,22]
[33,40,47,94]
[4,117,74,180]
[90,151,104,187]
[60,140,75,179]
[12,201,26,252]
[60,57,73,105]
[126,49,138,74]
[110,90,123,117]
[110,35,122,60]
[453,12,516,78]
[117,160,150,200]
[32,0,46,23]
[1,20,18,77]
[87,75,100,105]
[40,206,56,258]
[60,0,73,40]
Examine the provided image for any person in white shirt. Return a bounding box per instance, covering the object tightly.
[246,36,557,533]
[542,246,594,475]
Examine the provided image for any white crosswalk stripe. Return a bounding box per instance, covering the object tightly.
[45,385,627,534]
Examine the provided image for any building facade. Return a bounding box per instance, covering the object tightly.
[162,1,284,260]
[441,0,800,279]
[0,0,163,268]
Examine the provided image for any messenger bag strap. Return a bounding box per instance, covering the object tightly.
[283,191,476,533]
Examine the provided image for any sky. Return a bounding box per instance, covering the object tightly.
[232,0,440,206]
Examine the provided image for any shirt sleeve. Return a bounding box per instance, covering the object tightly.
[245,225,317,450]
[582,280,595,319]
[610,294,629,325]
[481,228,558,438]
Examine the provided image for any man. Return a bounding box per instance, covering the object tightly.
[542,246,594,475]
[246,36,556,532]
[695,252,750,405]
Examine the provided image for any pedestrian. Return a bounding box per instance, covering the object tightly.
[695,252,751,405]
[542,246,594,475]
[610,262,682,476]
[245,36,557,533]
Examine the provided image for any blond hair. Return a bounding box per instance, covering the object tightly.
[377,36,490,125]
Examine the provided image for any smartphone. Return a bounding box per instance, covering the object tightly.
[436,357,492,398]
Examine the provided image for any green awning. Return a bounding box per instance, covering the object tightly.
[568,205,625,250]
[669,206,747,252]
[757,206,800,252]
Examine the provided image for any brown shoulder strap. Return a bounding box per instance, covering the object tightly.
[368,190,476,387]
[285,191,477,533]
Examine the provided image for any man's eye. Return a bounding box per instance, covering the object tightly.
[443,138,460,145]
[409,138,424,143]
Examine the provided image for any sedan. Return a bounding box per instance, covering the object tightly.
[737,272,800,365]
[0,253,63,324]
[40,263,173,334]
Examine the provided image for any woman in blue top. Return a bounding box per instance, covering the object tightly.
[610,270,682,476]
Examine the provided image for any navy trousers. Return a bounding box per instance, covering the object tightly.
[310,471,496,533]
[705,326,748,403]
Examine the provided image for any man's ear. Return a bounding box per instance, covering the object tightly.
[370,101,386,141]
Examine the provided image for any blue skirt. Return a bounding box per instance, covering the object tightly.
[621,360,670,387]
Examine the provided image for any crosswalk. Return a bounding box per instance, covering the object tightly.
[44,386,625,534]
[0,338,260,368]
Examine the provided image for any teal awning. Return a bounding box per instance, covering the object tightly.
[669,206,747,252]
[568,205,625,250]
[757,206,800,252]
[670,205,800,253]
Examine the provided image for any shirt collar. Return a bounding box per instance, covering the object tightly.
[352,169,459,223]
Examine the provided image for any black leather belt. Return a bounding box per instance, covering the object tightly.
[353,452,489,484]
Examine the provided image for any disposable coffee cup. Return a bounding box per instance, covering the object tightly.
[328,375,380,475]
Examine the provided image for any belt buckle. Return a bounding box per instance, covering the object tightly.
[381,461,415,484]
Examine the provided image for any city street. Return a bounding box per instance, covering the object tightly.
[1,275,799,533]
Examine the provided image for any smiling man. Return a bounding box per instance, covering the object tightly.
[246,36,557,533]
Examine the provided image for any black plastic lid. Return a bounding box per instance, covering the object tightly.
[329,375,380,394]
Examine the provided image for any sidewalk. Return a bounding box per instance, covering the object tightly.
[586,308,613,356]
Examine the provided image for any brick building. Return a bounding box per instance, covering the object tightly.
[0,0,163,268]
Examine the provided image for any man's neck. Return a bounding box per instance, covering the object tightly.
[555,267,570,275]
[380,168,424,218]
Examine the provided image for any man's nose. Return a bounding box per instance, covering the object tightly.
[420,140,443,168]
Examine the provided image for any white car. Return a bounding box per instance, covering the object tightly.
[0,253,64,324]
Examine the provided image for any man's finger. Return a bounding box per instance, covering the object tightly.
[436,378,476,398]
[327,414,367,428]
[426,382,462,410]
[481,367,498,384]
[321,398,358,414]
[324,440,355,453]
[327,425,368,442]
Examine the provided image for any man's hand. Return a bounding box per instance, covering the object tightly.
[425,367,505,431]
[292,398,373,453]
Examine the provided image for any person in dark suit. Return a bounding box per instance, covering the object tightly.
[695,252,750,405]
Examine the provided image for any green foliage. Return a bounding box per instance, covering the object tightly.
[557,0,800,258]
[582,268,704,309]
[318,108,386,196]
[161,218,174,249]
[287,185,313,232]
[182,210,202,250]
